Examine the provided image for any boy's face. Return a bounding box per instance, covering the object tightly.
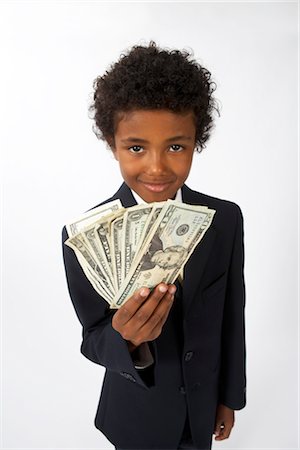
[111,109,197,203]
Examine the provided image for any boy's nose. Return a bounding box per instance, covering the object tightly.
[146,152,167,175]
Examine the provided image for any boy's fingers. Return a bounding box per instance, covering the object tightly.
[152,292,175,327]
[214,405,234,441]
[139,291,175,338]
[151,297,174,335]
[113,283,172,327]
[113,287,150,326]
[136,284,175,325]
[149,283,169,302]
[112,283,176,343]
[127,283,174,324]
[214,421,223,437]
[214,422,232,440]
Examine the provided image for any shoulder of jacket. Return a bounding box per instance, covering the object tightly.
[201,192,242,213]
[185,185,242,214]
[87,196,117,212]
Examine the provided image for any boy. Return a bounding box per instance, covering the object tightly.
[62,41,246,450]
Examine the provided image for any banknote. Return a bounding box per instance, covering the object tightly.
[94,209,126,275]
[114,201,216,307]
[81,225,115,293]
[138,204,163,248]
[122,204,154,278]
[64,199,216,309]
[66,200,122,237]
[110,216,125,290]
[65,235,114,303]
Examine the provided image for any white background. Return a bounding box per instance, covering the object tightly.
[0,1,298,449]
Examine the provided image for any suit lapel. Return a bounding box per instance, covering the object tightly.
[181,185,217,311]
[111,183,138,208]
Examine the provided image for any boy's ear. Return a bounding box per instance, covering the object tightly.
[112,149,119,161]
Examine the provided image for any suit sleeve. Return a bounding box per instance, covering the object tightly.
[61,226,155,389]
[218,205,247,410]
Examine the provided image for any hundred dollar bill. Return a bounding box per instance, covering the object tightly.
[66,199,122,237]
[114,201,216,307]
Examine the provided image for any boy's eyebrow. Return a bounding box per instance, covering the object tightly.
[121,135,193,143]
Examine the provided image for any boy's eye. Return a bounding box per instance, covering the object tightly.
[128,145,144,153]
[169,144,183,152]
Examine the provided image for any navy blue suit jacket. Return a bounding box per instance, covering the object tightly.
[62,183,246,449]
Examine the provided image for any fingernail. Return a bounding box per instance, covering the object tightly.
[159,285,167,293]
[140,288,148,297]
[168,285,176,295]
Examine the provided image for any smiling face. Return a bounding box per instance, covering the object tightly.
[111,109,197,203]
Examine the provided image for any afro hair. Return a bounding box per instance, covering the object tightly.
[88,41,220,153]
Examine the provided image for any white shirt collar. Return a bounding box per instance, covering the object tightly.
[131,188,183,205]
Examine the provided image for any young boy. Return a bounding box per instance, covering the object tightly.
[62,41,246,450]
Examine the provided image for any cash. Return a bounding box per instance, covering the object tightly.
[64,199,216,308]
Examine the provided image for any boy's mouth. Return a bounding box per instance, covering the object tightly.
[140,180,173,193]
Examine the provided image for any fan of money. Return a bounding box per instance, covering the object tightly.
[64,199,216,308]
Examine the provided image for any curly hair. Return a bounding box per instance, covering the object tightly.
[88,41,220,153]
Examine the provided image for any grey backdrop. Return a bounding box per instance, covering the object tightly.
[1,1,298,449]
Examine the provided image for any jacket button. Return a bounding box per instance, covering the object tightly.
[184,351,194,362]
[179,386,186,395]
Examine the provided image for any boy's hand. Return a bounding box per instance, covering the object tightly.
[213,404,235,441]
[112,283,176,349]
